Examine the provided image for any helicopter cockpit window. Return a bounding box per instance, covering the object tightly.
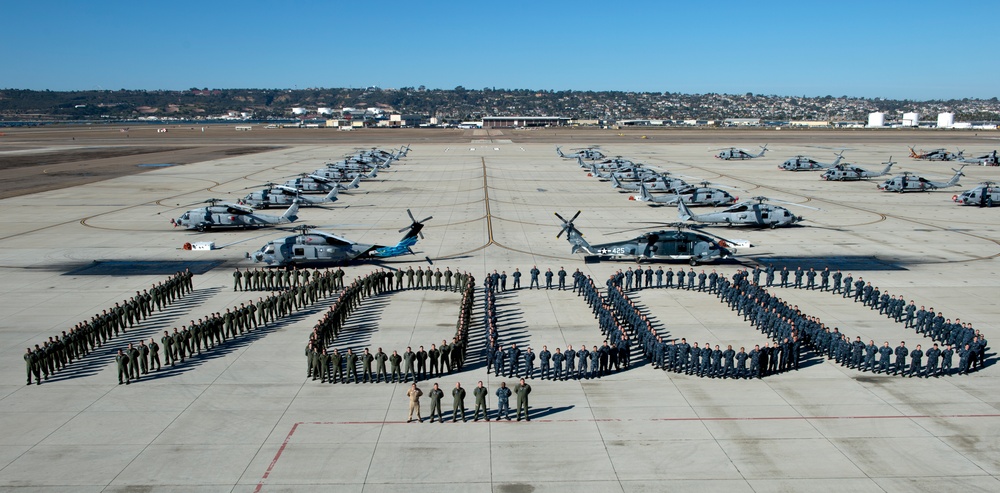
[181,213,190,220]
[729,205,748,212]
[264,245,275,254]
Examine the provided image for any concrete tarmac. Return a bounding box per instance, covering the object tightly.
[1,128,999,491]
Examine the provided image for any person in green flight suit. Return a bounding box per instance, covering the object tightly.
[451,382,467,422]
[361,348,374,383]
[428,383,444,423]
[514,378,532,421]
[374,347,388,383]
[472,380,489,421]
[115,348,131,385]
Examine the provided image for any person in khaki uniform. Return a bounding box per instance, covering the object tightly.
[406,383,423,423]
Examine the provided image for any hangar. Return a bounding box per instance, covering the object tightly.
[482,116,569,128]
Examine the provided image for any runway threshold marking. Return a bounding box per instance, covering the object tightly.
[482,157,495,246]
[253,413,1000,491]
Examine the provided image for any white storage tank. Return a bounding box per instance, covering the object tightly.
[902,112,919,127]
[291,107,308,115]
[867,112,885,127]
[937,112,955,128]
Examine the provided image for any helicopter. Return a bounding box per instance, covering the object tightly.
[908,146,962,161]
[610,173,687,192]
[713,145,768,160]
[611,173,688,192]
[580,156,637,170]
[678,196,817,228]
[248,209,431,267]
[555,211,748,265]
[877,166,965,193]
[953,182,1000,207]
[820,159,895,181]
[311,166,378,182]
[172,199,298,232]
[557,146,606,161]
[334,145,407,168]
[239,184,338,209]
[958,150,998,166]
[778,151,845,171]
[629,180,738,207]
[588,162,659,182]
[282,174,361,194]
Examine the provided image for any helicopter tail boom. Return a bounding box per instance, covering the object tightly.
[281,201,299,223]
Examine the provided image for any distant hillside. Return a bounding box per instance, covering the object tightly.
[1,87,998,122]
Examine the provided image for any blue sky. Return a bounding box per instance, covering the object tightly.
[3,0,996,100]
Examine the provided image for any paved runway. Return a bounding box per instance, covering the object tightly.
[1,128,999,491]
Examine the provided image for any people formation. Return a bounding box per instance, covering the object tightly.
[24,270,192,385]
[113,267,343,385]
[406,379,532,423]
[304,268,476,384]
[604,264,988,378]
[24,261,986,390]
[484,267,633,380]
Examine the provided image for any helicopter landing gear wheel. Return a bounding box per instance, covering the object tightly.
[689,257,698,266]
[770,223,777,229]
[197,224,207,232]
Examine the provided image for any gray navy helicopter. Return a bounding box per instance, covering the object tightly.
[953,182,1000,207]
[610,173,688,192]
[714,145,768,160]
[877,166,965,193]
[581,156,637,170]
[248,209,431,267]
[172,199,298,231]
[589,162,659,182]
[778,151,845,171]
[282,174,361,194]
[311,166,378,182]
[959,150,998,166]
[678,196,817,228]
[909,146,963,161]
[558,146,606,161]
[629,180,738,207]
[555,211,749,265]
[239,184,338,208]
[821,159,895,181]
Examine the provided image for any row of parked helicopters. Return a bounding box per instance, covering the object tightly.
[564,147,816,229]
[690,142,992,198]
[171,146,407,231]
[553,142,1000,265]
[167,146,444,267]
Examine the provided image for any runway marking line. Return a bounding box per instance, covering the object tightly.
[254,413,1000,491]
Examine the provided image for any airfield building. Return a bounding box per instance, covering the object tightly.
[482,116,569,128]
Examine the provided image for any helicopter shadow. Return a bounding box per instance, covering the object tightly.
[42,287,221,383]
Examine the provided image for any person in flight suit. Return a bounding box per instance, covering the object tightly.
[451,382,467,422]
[514,378,532,421]
[428,383,445,423]
[473,381,490,421]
